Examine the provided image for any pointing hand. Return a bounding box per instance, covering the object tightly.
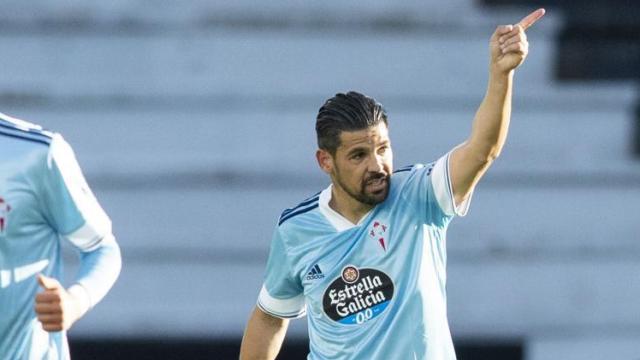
[490,8,545,74]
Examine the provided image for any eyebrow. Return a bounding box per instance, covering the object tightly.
[347,146,368,156]
[346,140,390,155]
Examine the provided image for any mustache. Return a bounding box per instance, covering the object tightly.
[364,172,388,184]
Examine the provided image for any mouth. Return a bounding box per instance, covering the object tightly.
[365,176,388,193]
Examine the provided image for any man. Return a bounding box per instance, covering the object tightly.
[240,8,545,359]
[0,113,122,359]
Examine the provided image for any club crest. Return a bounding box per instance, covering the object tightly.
[0,197,11,235]
[369,221,388,251]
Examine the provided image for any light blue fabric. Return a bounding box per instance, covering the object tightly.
[259,158,462,360]
[0,114,120,360]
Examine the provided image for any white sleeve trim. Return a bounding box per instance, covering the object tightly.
[431,152,472,217]
[50,134,112,247]
[257,285,306,319]
[65,223,107,252]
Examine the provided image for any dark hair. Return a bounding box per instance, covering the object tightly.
[316,91,388,154]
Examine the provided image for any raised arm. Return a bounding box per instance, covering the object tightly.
[240,307,290,360]
[449,9,545,205]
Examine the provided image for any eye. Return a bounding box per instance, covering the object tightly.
[350,152,365,161]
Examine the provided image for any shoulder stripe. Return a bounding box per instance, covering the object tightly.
[278,203,319,226]
[281,191,321,217]
[281,195,319,217]
[0,119,52,140]
[0,128,51,146]
[393,168,413,174]
[394,164,414,173]
[426,163,434,175]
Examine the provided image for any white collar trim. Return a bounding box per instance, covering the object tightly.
[319,185,372,232]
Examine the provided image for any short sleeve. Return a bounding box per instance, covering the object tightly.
[39,134,112,251]
[430,152,472,217]
[257,227,306,319]
[397,152,473,227]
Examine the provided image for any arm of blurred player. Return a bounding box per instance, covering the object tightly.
[449,8,545,205]
[240,307,290,360]
[34,134,122,332]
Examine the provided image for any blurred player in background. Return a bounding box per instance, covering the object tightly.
[0,113,121,359]
[241,8,545,360]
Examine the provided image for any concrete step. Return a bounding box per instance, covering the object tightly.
[82,185,640,257]
[527,335,640,360]
[0,28,620,101]
[63,253,640,338]
[448,260,640,337]
[11,106,637,179]
[0,1,557,32]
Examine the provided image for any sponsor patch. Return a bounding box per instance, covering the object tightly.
[323,265,394,325]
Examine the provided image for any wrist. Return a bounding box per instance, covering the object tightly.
[489,66,514,80]
[68,284,92,319]
[488,67,514,88]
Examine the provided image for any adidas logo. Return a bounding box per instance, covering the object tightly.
[306,264,325,280]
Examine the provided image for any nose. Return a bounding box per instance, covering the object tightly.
[368,154,384,173]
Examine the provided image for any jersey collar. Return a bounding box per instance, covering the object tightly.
[318,185,372,232]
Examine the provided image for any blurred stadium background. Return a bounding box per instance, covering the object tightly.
[1,1,639,359]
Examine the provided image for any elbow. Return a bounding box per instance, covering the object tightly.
[75,233,122,308]
[484,139,504,161]
[474,146,501,165]
[108,235,123,279]
[466,137,503,165]
[94,234,123,279]
[487,147,501,162]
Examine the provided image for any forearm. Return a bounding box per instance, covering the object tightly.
[72,234,122,311]
[240,307,289,360]
[468,68,514,161]
[449,69,514,205]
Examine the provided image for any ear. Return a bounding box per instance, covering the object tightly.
[316,149,333,175]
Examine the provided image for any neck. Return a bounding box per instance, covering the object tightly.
[329,185,373,225]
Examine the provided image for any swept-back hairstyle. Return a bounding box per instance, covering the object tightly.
[315,91,388,155]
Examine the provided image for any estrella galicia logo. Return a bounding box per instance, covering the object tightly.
[306,264,325,280]
[323,265,394,325]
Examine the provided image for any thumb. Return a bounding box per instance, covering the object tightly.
[37,274,61,290]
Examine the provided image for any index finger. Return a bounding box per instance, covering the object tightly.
[35,291,61,304]
[517,8,545,30]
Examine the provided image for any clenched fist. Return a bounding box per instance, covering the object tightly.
[34,274,90,332]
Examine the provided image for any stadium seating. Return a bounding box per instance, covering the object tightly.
[1,1,638,359]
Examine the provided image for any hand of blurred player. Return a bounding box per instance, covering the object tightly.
[35,274,88,332]
[490,8,545,74]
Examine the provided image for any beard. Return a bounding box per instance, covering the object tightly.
[336,171,391,206]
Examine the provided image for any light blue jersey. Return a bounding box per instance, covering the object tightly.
[257,154,471,359]
[0,113,121,360]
